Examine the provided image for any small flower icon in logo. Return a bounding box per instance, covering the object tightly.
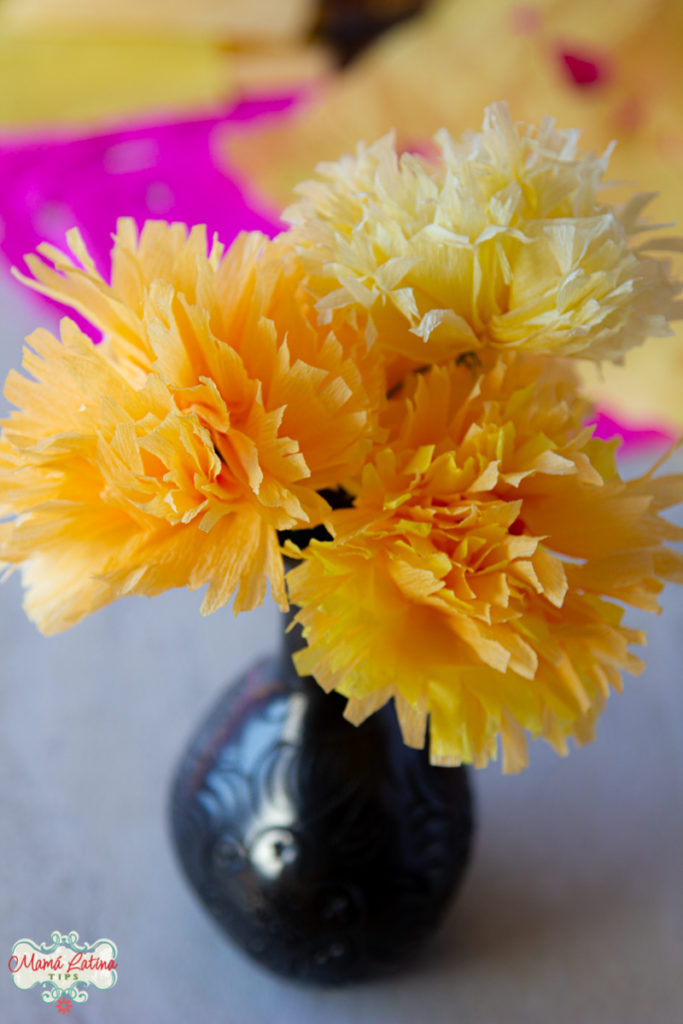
[56,996,71,1014]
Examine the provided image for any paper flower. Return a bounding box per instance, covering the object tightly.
[283,105,680,370]
[226,0,683,435]
[0,223,381,633]
[286,354,683,771]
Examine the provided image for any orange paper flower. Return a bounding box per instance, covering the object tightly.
[286,354,683,770]
[0,223,382,632]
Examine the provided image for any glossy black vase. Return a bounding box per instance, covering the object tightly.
[170,619,474,984]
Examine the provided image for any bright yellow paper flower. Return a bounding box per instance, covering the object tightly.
[286,354,683,771]
[0,224,382,633]
[283,105,681,370]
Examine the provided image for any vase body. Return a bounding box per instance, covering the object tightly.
[170,621,474,984]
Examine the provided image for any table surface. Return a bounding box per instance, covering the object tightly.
[1,271,682,1024]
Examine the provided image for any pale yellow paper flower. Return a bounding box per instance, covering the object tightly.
[283,105,680,368]
[226,0,683,431]
[0,224,382,633]
[286,354,683,771]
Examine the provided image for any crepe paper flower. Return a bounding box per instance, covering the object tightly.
[283,104,681,370]
[0,0,325,130]
[14,217,382,405]
[225,0,683,436]
[286,354,683,771]
[0,97,293,329]
[0,224,382,633]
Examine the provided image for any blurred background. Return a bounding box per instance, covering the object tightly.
[1,1,682,1021]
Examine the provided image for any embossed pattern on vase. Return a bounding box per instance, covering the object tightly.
[171,653,473,983]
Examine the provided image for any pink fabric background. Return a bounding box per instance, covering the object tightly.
[0,94,289,281]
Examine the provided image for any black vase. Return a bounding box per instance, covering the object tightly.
[170,617,474,984]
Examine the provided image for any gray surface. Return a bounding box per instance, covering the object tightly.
[1,271,682,1023]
